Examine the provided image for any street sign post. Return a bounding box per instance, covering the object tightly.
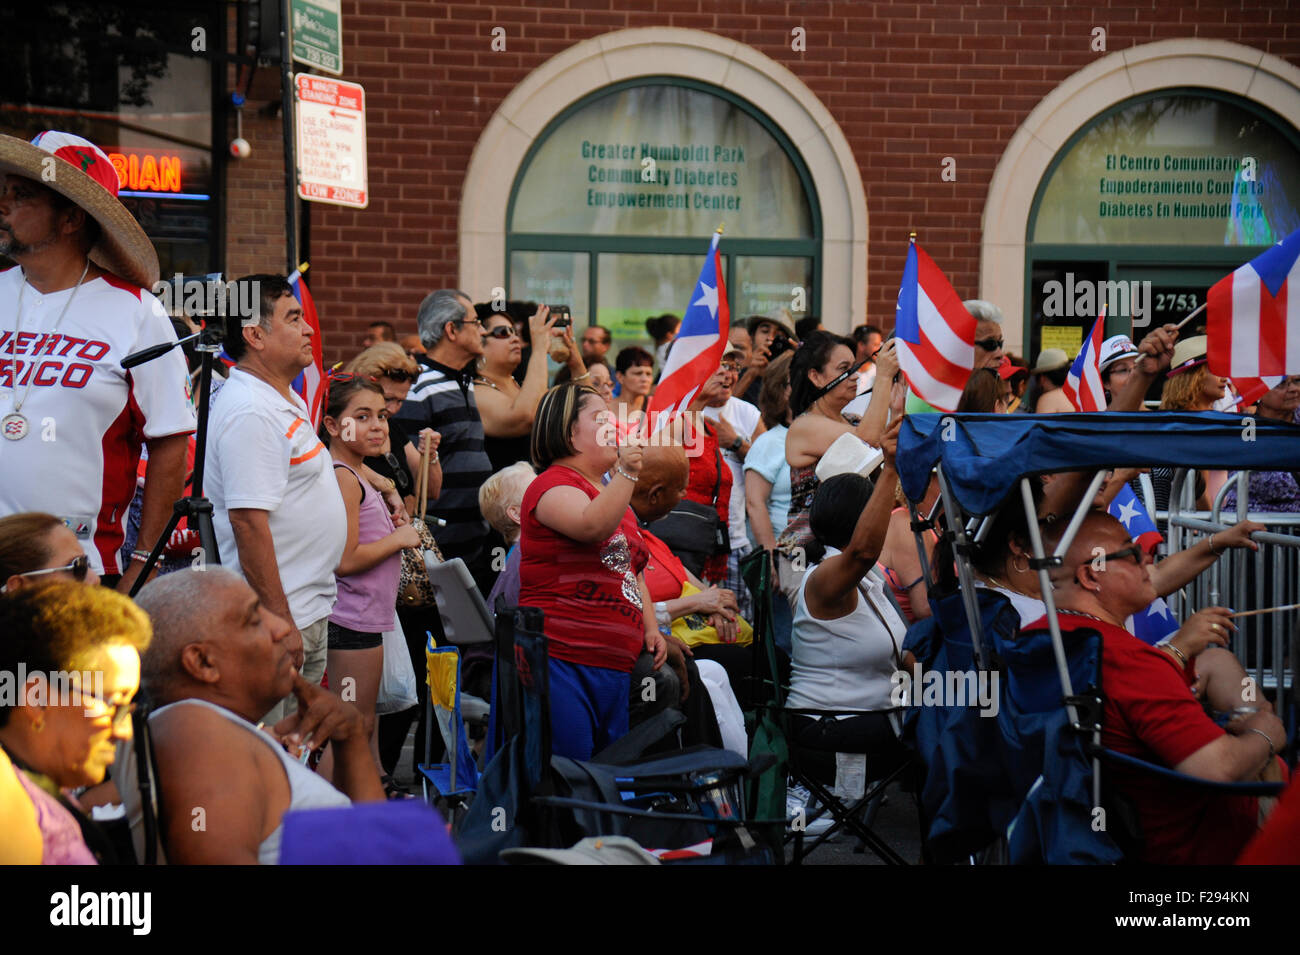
[294,74,368,209]
[290,0,343,76]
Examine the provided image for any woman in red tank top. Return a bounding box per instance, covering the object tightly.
[518,385,667,760]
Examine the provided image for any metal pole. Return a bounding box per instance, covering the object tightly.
[935,465,987,671]
[280,0,299,273]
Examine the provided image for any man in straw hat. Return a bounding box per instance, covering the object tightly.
[0,130,195,590]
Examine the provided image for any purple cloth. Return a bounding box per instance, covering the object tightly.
[13,770,96,865]
[330,461,401,632]
[1223,470,1300,513]
[486,543,520,614]
[278,801,462,864]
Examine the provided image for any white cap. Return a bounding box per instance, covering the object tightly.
[1098,334,1139,373]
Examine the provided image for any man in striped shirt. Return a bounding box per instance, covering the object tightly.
[393,289,495,593]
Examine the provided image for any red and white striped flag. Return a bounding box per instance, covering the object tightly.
[894,238,975,412]
[1207,227,1300,405]
[288,267,326,428]
[646,230,728,434]
[1060,310,1107,411]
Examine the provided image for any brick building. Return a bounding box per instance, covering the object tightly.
[5,1,1300,364]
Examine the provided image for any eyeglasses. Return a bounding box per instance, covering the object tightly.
[380,369,414,383]
[451,318,483,330]
[79,690,137,732]
[719,361,741,374]
[20,554,90,583]
[975,337,1004,352]
[384,453,411,491]
[483,325,518,340]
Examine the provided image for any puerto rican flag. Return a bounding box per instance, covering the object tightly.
[894,238,975,412]
[646,231,728,434]
[289,268,326,429]
[1059,310,1107,411]
[1127,596,1179,646]
[1109,483,1163,554]
[1207,227,1300,407]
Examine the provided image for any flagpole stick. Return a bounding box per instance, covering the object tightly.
[1174,302,1206,330]
[1228,602,1300,619]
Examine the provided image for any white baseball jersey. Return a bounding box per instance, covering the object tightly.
[0,268,197,573]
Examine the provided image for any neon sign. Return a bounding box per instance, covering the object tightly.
[108,152,182,193]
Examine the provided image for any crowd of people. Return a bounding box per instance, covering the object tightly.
[3,128,1298,866]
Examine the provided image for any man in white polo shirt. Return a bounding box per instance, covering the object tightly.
[206,275,346,712]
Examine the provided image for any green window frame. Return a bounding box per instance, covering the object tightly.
[1023,87,1300,357]
[505,76,822,331]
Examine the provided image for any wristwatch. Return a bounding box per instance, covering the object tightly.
[730,436,744,454]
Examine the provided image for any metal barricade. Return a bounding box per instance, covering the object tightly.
[1162,469,1300,713]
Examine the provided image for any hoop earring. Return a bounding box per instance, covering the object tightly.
[1012,555,1029,575]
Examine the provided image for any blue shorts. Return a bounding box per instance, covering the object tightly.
[548,657,631,761]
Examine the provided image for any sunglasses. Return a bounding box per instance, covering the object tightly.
[380,369,414,382]
[483,326,518,340]
[21,554,90,582]
[1100,544,1145,566]
[975,337,1004,352]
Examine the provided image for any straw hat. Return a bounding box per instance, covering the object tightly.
[1167,335,1209,377]
[0,130,159,289]
[1030,347,1071,374]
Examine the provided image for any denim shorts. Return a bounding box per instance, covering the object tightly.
[327,621,382,651]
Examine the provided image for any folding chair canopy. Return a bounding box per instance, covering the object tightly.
[897,411,1300,516]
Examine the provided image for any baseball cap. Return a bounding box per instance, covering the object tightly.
[1098,335,1139,373]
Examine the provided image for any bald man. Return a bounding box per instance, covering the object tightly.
[135,568,384,864]
[1028,512,1285,864]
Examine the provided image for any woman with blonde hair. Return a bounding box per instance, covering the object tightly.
[0,583,151,863]
[1156,336,1227,509]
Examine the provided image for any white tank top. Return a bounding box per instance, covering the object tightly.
[787,548,908,713]
[150,698,351,864]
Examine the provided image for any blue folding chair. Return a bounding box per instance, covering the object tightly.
[418,634,479,809]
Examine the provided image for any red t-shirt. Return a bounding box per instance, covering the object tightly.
[682,420,731,582]
[518,466,648,673]
[641,529,688,603]
[1033,612,1258,865]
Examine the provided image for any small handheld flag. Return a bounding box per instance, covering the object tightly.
[1060,309,1107,412]
[1206,227,1300,405]
[288,265,325,428]
[894,237,976,412]
[646,230,729,434]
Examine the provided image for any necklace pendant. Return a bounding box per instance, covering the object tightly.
[1,412,29,440]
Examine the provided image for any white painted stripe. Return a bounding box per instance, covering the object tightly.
[897,338,962,411]
[917,286,973,369]
[1233,267,1261,376]
[1287,257,1300,373]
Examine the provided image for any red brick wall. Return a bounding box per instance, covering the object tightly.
[234,0,1300,364]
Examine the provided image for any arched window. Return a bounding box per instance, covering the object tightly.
[506,78,821,350]
[1024,89,1300,359]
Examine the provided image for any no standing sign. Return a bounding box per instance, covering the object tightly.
[294,74,368,209]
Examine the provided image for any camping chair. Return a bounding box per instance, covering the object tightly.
[897,411,1295,863]
[457,606,778,864]
[740,548,916,865]
[418,635,480,815]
